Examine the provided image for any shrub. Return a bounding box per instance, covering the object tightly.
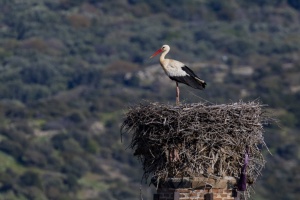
[0,140,23,159]
[19,171,41,188]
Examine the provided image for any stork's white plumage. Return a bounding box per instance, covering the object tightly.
[150,44,206,105]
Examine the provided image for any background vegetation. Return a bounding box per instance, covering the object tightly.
[0,0,299,199]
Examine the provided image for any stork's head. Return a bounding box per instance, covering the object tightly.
[150,44,170,58]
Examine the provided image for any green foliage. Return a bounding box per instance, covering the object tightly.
[19,171,41,188]
[0,140,23,159]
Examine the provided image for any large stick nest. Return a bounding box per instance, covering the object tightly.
[121,101,270,186]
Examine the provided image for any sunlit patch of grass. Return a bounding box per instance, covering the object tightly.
[0,151,25,173]
[78,173,109,190]
[0,191,28,200]
[77,173,109,199]
[99,111,121,123]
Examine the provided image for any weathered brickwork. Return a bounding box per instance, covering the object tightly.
[155,188,235,200]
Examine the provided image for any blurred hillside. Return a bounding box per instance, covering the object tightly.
[0,0,299,199]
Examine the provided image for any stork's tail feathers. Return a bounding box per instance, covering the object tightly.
[195,77,206,89]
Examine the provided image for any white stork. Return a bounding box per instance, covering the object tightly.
[150,44,206,105]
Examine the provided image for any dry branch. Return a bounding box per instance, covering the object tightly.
[121,101,270,190]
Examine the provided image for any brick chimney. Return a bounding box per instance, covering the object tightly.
[154,188,236,200]
[153,177,239,200]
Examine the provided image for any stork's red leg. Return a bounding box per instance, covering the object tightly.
[176,82,180,105]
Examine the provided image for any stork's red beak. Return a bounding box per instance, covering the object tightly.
[150,49,163,58]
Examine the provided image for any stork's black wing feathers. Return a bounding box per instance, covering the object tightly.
[181,66,198,77]
[169,75,206,90]
[169,65,206,90]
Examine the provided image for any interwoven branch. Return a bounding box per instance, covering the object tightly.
[121,101,270,187]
